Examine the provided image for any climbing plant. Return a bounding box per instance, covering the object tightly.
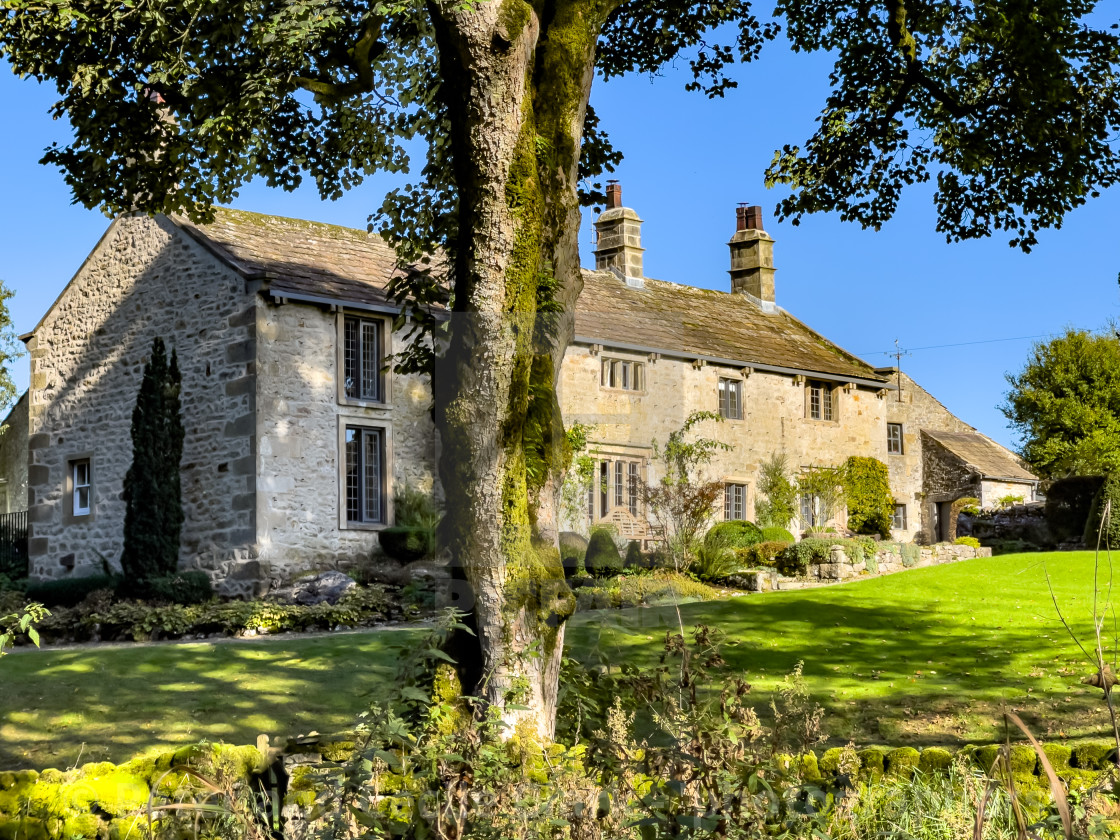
[843,456,893,538]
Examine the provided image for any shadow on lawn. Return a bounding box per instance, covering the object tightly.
[568,596,1111,749]
[0,634,401,770]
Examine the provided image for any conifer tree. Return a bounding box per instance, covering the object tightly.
[121,338,184,580]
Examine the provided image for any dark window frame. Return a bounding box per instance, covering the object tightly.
[344,425,386,525]
[343,314,385,403]
[718,377,743,420]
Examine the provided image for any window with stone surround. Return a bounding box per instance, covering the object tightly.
[718,377,743,419]
[344,425,385,525]
[724,483,746,520]
[600,358,644,391]
[592,457,644,519]
[887,422,903,454]
[342,315,385,402]
[71,459,91,516]
[807,381,834,421]
[892,503,907,530]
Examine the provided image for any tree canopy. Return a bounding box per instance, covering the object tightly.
[1003,327,1120,480]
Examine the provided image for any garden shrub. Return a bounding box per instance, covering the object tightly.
[691,534,740,582]
[559,532,587,578]
[23,574,118,608]
[743,540,789,568]
[703,520,763,549]
[843,456,894,538]
[760,526,795,544]
[1083,472,1120,549]
[776,538,833,576]
[953,536,981,549]
[120,571,213,604]
[379,526,434,563]
[1046,475,1105,543]
[584,528,623,577]
[624,540,645,570]
[900,543,920,567]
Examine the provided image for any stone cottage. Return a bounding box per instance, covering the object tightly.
[11,188,1035,591]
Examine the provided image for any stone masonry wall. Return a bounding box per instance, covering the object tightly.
[0,393,29,513]
[253,299,437,579]
[885,370,977,542]
[26,215,258,579]
[560,345,889,533]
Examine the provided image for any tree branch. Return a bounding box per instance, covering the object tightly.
[294,14,386,101]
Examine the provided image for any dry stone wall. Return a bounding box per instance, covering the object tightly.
[25,216,258,580]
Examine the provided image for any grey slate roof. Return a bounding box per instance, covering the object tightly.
[922,430,1037,482]
[175,208,405,310]
[180,208,887,384]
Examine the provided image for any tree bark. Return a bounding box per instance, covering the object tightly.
[430,0,602,739]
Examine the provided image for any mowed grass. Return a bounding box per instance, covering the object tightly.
[1,551,1117,769]
[567,550,1118,748]
[0,630,402,769]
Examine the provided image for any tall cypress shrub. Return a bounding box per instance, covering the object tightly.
[121,338,185,580]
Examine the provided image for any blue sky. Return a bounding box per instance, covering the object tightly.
[2,35,1117,451]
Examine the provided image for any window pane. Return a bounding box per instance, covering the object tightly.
[360,321,380,400]
[345,428,361,522]
[344,317,359,399]
[628,463,639,516]
[614,461,624,507]
[718,379,728,416]
[76,486,89,512]
[363,430,382,522]
[801,493,814,526]
[730,381,741,419]
[600,462,608,517]
[74,461,89,487]
[810,386,820,420]
[822,386,833,421]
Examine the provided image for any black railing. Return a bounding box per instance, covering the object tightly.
[0,510,28,579]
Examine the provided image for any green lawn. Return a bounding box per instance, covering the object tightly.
[2,551,1117,770]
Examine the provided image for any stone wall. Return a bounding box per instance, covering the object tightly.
[26,215,258,579]
[0,393,29,513]
[979,479,1035,509]
[253,299,437,581]
[883,370,977,542]
[560,345,889,533]
[739,540,990,592]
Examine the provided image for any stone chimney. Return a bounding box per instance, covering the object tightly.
[594,181,644,284]
[728,204,776,309]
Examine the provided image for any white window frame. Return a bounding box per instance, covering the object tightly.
[892,503,907,530]
[887,423,904,455]
[338,420,394,529]
[72,459,91,516]
[718,377,743,420]
[338,313,391,406]
[724,483,746,521]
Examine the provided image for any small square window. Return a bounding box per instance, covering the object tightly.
[892,504,907,530]
[71,459,91,516]
[718,378,743,420]
[887,423,904,455]
[724,484,746,520]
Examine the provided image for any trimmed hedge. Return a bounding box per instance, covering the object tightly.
[760,526,795,544]
[559,532,588,578]
[704,521,763,550]
[118,572,213,605]
[22,575,119,608]
[624,540,645,570]
[585,529,623,578]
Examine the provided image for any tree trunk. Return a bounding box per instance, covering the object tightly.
[430,0,602,739]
